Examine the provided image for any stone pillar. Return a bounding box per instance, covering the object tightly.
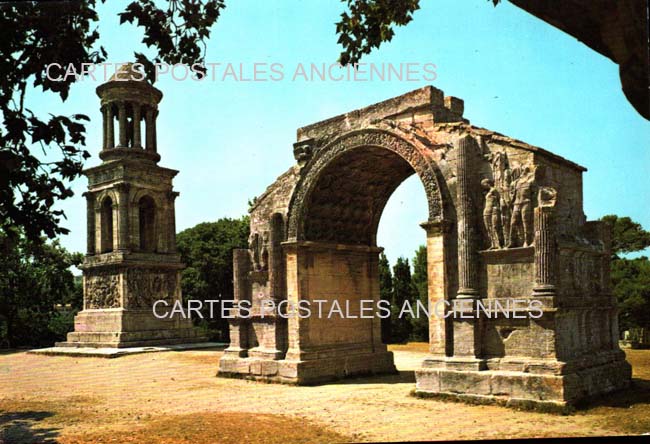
[101,105,108,150]
[369,249,384,350]
[533,205,557,296]
[456,135,479,298]
[168,191,179,253]
[132,103,142,148]
[452,135,482,363]
[268,213,284,301]
[145,108,154,152]
[117,102,127,147]
[420,220,453,356]
[263,214,289,358]
[224,249,251,357]
[152,110,158,153]
[106,104,115,149]
[117,183,130,251]
[85,192,96,255]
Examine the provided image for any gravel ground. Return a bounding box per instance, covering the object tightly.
[1,344,649,443]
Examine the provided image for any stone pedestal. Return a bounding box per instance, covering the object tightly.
[219,240,397,384]
[415,350,631,410]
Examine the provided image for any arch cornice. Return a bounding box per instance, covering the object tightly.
[286,125,447,241]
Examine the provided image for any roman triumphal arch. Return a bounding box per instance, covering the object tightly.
[219,86,631,408]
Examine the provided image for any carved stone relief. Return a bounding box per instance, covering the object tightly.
[86,271,120,309]
[126,269,177,308]
[482,151,543,249]
[249,231,269,272]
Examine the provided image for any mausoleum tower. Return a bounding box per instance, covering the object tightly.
[57,64,206,348]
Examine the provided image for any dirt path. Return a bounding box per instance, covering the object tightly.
[1,344,649,443]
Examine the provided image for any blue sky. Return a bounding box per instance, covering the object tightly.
[36,0,649,266]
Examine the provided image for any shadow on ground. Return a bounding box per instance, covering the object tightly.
[576,378,650,410]
[0,411,59,443]
[329,370,416,385]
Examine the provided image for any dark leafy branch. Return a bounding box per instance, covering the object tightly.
[0,1,224,244]
[335,0,500,65]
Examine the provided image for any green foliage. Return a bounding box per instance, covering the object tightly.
[378,252,393,343]
[336,0,420,65]
[0,229,82,347]
[379,250,429,343]
[612,257,650,333]
[1,1,223,244]
[176,216,249,341]
[410,245,428,342]
[390,257,416,343]
[336,0,500,65]
[601,215,650,258]
[600,215,650,334]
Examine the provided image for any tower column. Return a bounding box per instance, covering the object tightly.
[133,103,142,148]
[168,191,179,253]
[106,105,115,149]
[101,105,108,150]
[152,109,158,153]
[145,108,155,152]
[85,192,96,255]
[118,102,127,147]
[117,183,130,251]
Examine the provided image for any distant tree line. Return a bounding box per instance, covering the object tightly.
[379,247,429,343]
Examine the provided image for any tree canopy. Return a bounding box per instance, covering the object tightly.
[601,215,650,258]
[176,216,249,340]
[601,215,650,336]
[336,0,500,64]
[0,229,82,347]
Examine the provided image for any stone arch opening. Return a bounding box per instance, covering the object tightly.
[100,196,114,253]
[301,144,433,343]
[302,145,419,245]
[138,195,156,252]
[287,129,446,242]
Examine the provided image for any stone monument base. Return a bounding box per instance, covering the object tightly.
[218,349,397,384]
[415,350,632,410]
[56,309,208,348]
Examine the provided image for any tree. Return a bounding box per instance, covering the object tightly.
[336,0,499,65]
[0,230,82,347]
[601,215,650,258]
[600,215,650,337]
[410,245,428,342]
[1,0,224,244]
[378,252,393,343]
[176,216,249,341]
[612,258,650,334]
[390,256,416,343]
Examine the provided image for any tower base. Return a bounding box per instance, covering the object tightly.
[56,309,208,349]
